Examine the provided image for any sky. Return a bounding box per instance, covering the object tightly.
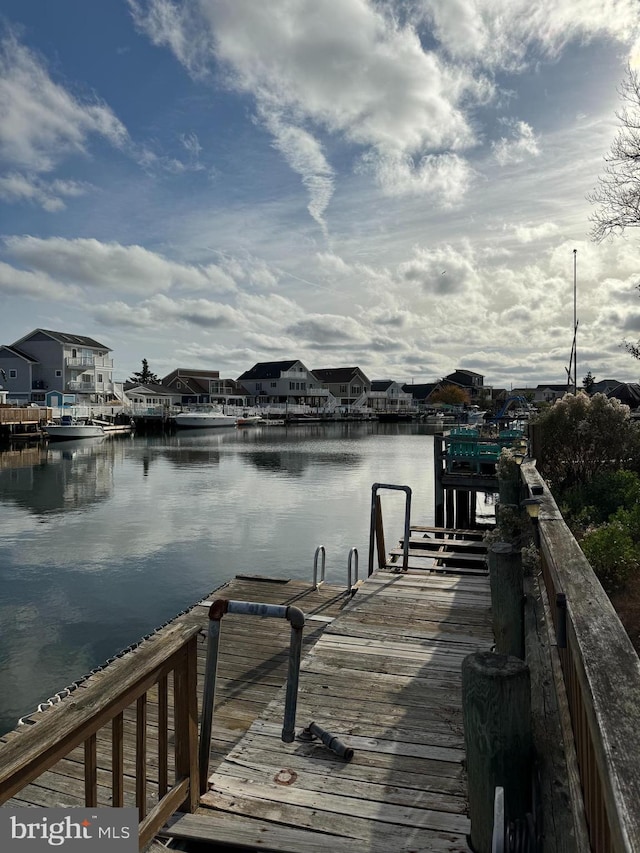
[2,1,640,390]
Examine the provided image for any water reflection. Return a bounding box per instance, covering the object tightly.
[0,424,436,734]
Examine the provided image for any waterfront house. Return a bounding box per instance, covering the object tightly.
[401,382,442,411]
[535,384,571,403]
[123,382,176,410]
[368,380,414,412]
[161,369,249,407]
[311,367,370,411]
[0,329,118,405]
[590,378,624,397]
[444,369,485,401]
[237,360,330,408]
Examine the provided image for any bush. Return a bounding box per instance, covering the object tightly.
[535,392,639,491]
[581,521,640,592]
[560,469,640,527]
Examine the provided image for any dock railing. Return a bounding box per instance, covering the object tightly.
[521,463,640,853]
[0,616,201,851]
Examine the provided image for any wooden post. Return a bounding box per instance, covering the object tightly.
[498,474,521,508]
[434,435,444,528]
[445,488,454,529]
[462,652,532,853]
[456,489,469,529]
[489,542,524,659]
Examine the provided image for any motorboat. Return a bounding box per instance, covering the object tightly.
[44,417,106,441]
[174,411,237,429]
[236,414,265,427]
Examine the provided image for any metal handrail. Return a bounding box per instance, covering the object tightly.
[313,545,326,588]
[368,483,412,575]
[347,547,358,593]
[199,599,305,793]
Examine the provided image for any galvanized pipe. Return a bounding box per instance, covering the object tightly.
[313,545,326,589]
[347,546,359,594]
[306,721,354,761]
[368,483,412,575]
[198,598,306,790]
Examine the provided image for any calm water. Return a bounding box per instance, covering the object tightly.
[0,422,442,734]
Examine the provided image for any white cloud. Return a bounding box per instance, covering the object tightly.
[492,120,541,166]
[509,221,560,243]
[3,237,237,296]
[94,293,243,329]
[0,172,90,211]
[0,261,79,301]
[0,30,128,174]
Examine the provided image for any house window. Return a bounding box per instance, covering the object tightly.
[9,369,17,378]
[71,349,77,358]
[290,382,295,390]
[271,382,277,387]
[353,385,361,394]
[55,370,62,377]
[256,383,262,391]
[177,382,181,389]
[340,385,347,393]
[97,373,103,383]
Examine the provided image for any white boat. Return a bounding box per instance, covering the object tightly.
[236,414,265,427]
[174,411,237,429]
[44,417,106,441]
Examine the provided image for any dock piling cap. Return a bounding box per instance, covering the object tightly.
[208,599,229,621]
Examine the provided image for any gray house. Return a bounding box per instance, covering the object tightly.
[311,367,370,409]
[0,329,116,405]
[237,360,329,407]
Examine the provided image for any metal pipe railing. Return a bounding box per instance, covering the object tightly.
[313,545,326,589]
[347,546,359,593]
[368,483,412,575]
[198,599,305,793]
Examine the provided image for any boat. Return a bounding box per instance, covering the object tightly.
[236,414,265,427]
[44,416,106,441]
[174,411,237,429]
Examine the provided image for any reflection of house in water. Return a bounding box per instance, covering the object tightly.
[0,442,114,514]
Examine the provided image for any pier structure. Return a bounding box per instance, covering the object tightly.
[1,462,640,850]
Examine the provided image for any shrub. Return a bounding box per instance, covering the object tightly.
[581,521,639,592]
[535,392,640,491]
[560,469,640,527]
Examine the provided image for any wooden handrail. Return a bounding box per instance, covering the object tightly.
[0,616,202,850]
[522,464,640,853]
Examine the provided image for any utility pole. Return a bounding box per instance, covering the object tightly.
[573,249,577,394]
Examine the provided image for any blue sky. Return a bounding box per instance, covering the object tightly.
[2,0,640,389]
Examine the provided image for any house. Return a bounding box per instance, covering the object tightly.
[0,329,117,405]
[445,370,484,393]
[161,369,248,407]
[237,360,330,407]
[123,383,176,409]
[590,379,623,397]
[311,367,370,410]
[368,380,414,412]
[401,382,442,410]
[606,382,640,408]
[535,384,571,403]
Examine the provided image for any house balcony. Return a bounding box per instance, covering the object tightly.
[65,357,113,370]
[67,380,97,392]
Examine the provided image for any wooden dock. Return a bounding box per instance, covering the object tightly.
[1,577,351,814]
[1,528,493,852]
[164,559,493,852]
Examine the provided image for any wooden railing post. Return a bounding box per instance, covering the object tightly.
[489,542,525,659]
[462,651,532,853]
[174,635,199,813]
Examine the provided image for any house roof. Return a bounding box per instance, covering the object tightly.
[537,384,570,392]
[402,382,440,399]
[371,380,394,392]
[12,329,111,350]
[124,382,173,395]
[447,369,484,379]
[312,367,367,383]
[0,345,39,363]
[162,368,220,383]
[237,360,299,381]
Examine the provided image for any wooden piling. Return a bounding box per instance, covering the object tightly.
[462,651,532,853]
[489,542,524,659]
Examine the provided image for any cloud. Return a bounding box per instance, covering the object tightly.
[420,0,640,69]
[286,314,368,346]
[492,120,540,166]
[94,293,243,329]
[0,29,128,175]
[509,221,560,243]
[398,243,481,294]
[3,236,237,295]
[0,172,90,212]
[0,261,79,301]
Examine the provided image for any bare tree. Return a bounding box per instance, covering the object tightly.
[589,67,640,242]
